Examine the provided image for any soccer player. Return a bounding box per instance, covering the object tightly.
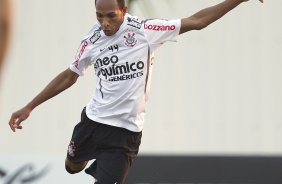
[9,0,263,183]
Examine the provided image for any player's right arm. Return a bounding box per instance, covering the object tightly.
[9,68,79,132]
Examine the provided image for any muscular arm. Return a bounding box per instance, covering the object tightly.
[180,0,263,34]
[9,68,79,132]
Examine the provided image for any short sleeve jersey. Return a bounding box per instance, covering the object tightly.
[70,13,181,132]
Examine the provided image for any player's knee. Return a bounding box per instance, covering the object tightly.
[65,164,84,174]
[65,159,88,174]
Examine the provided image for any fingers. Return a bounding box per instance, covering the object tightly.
[9,114,25,132]
[9,114,23,132]
[9,114,16,132]
[9,107,31,132]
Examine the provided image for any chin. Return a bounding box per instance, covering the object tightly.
[105,33,113,36]
[103,30,116,36]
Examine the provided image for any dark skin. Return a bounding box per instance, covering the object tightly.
[8,0,263,174]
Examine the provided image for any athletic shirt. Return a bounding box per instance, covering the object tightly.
[70,13,181,132]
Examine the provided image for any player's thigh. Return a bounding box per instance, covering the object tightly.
[95,151,132,184]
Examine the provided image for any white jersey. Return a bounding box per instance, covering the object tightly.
[70,13,181,132]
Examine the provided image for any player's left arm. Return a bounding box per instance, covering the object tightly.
[179,0,263,34]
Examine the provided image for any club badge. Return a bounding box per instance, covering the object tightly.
[124,32,137,47]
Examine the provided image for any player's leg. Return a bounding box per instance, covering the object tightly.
[65,107,99,174]
[85,126,142,184]
[85,151,132,184]
[65,158,88,174]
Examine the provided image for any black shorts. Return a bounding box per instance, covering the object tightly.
[67,108,142,183]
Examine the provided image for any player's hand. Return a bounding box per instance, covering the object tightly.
[9,106,32,132]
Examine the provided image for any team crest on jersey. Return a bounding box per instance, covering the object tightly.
[90,30,101,44]
[124,32,137,47]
